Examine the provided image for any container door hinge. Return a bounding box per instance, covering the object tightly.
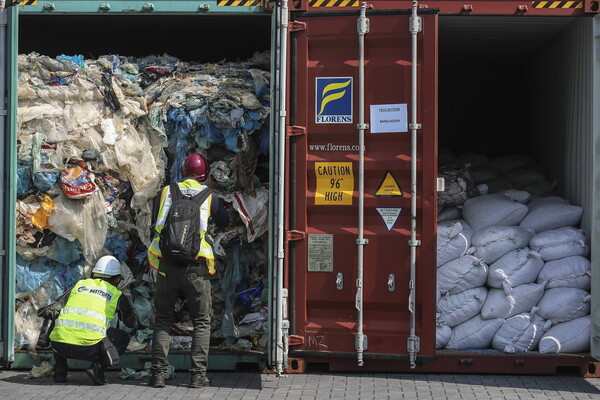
[288,21,307,32]
[288,335,305,346]
[286,230,306,242]
[286,125,306,137]
[584,0,600,13]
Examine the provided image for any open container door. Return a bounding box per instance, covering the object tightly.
[286,3,438,368]
[592,14,600,364]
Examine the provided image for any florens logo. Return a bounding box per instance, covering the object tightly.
[316,77,353,124]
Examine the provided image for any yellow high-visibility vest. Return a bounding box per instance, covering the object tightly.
[147,179,215,274]
[50,278,121,346]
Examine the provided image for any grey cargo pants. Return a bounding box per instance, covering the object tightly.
[151,258,212,374]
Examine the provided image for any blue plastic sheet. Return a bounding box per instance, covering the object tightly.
[17,165,32,195]
[48,236,81,265]
[57,54,84,68]
[105,236,129,262]
[131,285,153,327]
[32,171,59,193]
[16,255,52,293]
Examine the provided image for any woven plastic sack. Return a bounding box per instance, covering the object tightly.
[437,255,488,295]
[437,287,488,328]
[491,307,550,353]
[487,248,544,291]
[529,227,589,261]
[536,287,591,325]
[462,193,529,232]
[519,198,583,234]
[437,220,473,267]
[539,316,591,354]
[536,256,591,290]
[446,315,504,350]
[436,324,452,349]
[437,206,462,223]
[473,226,533,265]
[480,283,546,320]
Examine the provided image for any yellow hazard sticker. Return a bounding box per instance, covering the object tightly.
[531,0,582,8]
[375,171,403,197]
[315,162,354,205]
[310,0,359,6]
[14,0,37,4]
[217,0,262,6]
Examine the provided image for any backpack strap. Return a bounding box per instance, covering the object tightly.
[170,183,183,201]
[190,188,211,207]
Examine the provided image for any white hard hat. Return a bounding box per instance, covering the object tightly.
[92,255,122,277]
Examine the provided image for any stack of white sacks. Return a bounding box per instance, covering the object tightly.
[436,189,591,354]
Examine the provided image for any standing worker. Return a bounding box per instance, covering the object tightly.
[47,255,137,385]
[147,153,229,388]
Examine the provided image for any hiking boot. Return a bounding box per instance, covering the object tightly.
[85,362,106,385]
[149,371,166,388]
[53,367,68,383]
[189,373,210,388]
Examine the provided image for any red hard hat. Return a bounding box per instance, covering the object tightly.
[181,153,210,181]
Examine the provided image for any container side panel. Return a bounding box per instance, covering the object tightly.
[290,12,437,358]
[592,14,600,362]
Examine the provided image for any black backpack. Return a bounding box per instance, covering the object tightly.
[159,183,211,263]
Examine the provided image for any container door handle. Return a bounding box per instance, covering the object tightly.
[387,274,395,292]
[336,272,344,290]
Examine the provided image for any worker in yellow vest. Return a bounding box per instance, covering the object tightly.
[147,153,229,389]
[48,255,136,385]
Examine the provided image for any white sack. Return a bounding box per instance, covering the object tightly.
[519,199,583,234]
[536,256,591,290]
[473,226,533,265]
[437,220,473,267]
[538,316,591,354]
[446,315,504,350]
[492,308,550,353]
[437,287,488,328]
[436,324,452,350]
[480,283,546,320]
[437,255,488,295]
[462,193,529,232]
[487,248,544,291]
[529,227,589,261]
[536,287,591,324]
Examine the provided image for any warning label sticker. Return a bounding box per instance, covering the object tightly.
[375,171,403,197]
[308,234,333,272]
[315,162,354,205]
[376,208,402,231]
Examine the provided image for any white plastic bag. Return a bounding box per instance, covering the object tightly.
[437,287,487,328]
[529,227,589,261]
[536,256,591,290]
[462,193,529,232]
[232,186,269,242]
[437,255,488,295]
[519,199,583,234]
[437,220,473,267]
[436,324,452,349]
[446,315,504,350]
[536,287,591,324]
[487,248,544,291]
[491,308,550,353]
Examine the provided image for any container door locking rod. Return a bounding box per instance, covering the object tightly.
[355,1,370,367]
[407,0,422,369]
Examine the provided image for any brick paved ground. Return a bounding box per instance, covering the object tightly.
[1,369,600,400]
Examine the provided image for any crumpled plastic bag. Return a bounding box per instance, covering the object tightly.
[232,186,268,242]
[29,195,55,229]
[119,362,175,380]
[26,361,54,378]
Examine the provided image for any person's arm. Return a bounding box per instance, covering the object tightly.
[210,194,230,230]
[117,295,137,329]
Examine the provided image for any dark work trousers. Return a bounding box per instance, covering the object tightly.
[151,258,212,375]
[51,328,130,370]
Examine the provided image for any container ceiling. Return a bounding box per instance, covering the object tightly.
[439,16,577,72]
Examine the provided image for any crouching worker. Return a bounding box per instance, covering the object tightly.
[48,255,137,385]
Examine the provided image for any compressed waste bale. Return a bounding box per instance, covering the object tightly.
[519,198,583,234]
[437,287,488,328]
[438,168,479,207]
[536,256,591,290]
[472,226,533,265]
[536,287,591,325]
[437,255,488,295]
[462,193,529,232]
[491,307,550,353]
[446,315,504,350]
[437,220,473,267]
[529,227,589,261]
[480,283,545,320]
[538,316,591,354]
[487,248,544,292]
[436,323,452,350]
